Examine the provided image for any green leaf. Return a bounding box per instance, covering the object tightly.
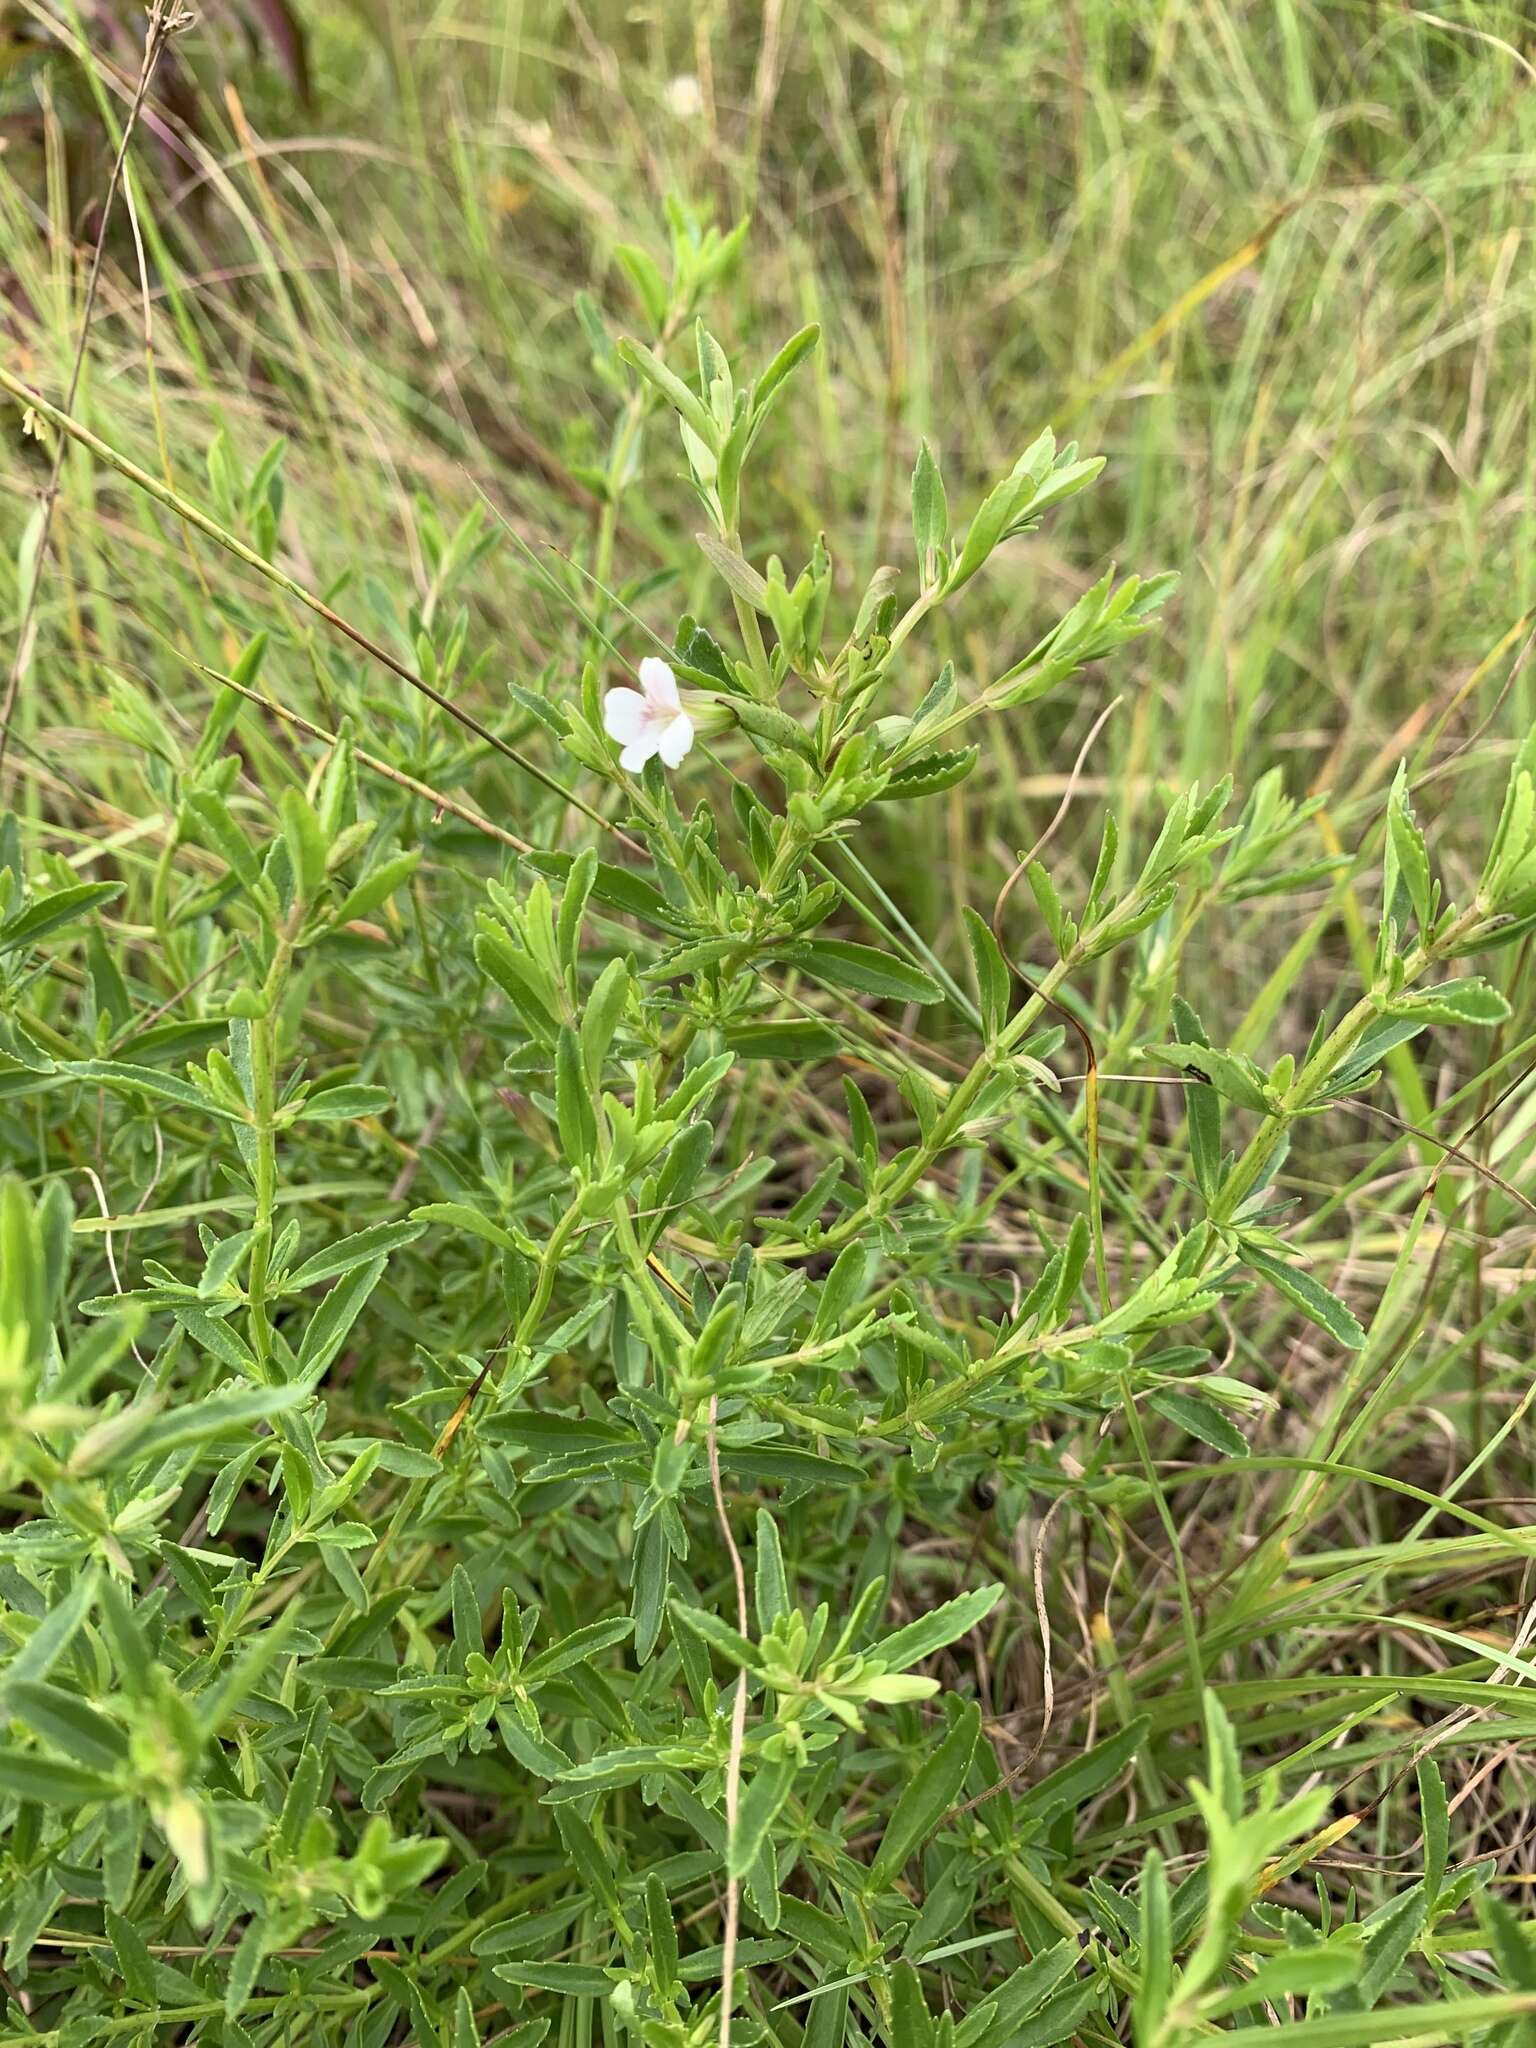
[729,1753,797,1878]
[1418,1756,1448,1907]
[107,1906,161,2006]
[475,919,561,1037]
[410,1201,517,1252]
[721,1444,863,1487]
[295,1084,393,1121]
[617,334,715,444]
[284,1220,424,1291]
[871,1700,980,1885]
[1325,1014,1430,1093]
[868,1584,1003,1673]
[522,853,692,934]
[877,747,979,801]
[1238,1240,1366,1350]
[1157,1041,1271,1113]
[947,468,1033,593]
[754,322,820,415]
[331,850,421,927]
[1147,1387,1248,1456]
[1358,1884,1429,2007]
[69,1060,242,1121]
[1216,1996,1536,2048]
[0,881,122,953]
[967,1939,1080,2036]
[1479,1892,1536,1995]
[554,1805,629,1928]
[996,1977,1104,2048]
[911,441,948,586]
[1393,978,1511,1027]
[963,907,1012,1039]
[788,939,943,1006]
[580,957,629,1083]
[280,788,328,902]
[296,1260,388,1380]
[1201,1686,1244,1824]
[1202,1942,1362,2017]
[891,1959,938,2048]
[1137,1852,1171,2041]
[724,1018,840,1060]
[8,1681,127,1770]
[0,1566,99,1701]
[613,243,669,329]
[1016,1717,1148,1829]
[555,1024,597,1166]
[695,531,772,610]
[1171,996,1222,1200]
[1385,762,1433,934]
[81,1382,304,1467]
[185,791,264,892]
[520,1617,634,1685]
[668,1600,763,1674]
[491,1961,614,1996]
[1026,861,1071,957]
[810,1243,867,1341]
[753,1510,790,1633]
[0,1746,119,1806]
[169,1303,260,1379]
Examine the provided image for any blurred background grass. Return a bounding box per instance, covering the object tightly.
[3,0,1534,974]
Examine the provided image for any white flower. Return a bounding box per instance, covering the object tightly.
[664,73,704,119]
[603,657,695,773]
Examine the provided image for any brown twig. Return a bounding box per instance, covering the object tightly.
[197,665,535,855]
[948,1493,1068,1819]
[0,368,632,851]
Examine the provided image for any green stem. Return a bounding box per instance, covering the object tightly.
[1212,909,1481,1232]
[729,579,776,701]
[245,923,299,1379]
[806,946,1081,1255]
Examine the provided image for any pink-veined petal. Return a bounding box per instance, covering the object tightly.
[602,687,648,744]
[638,655,681,714]
[657,711,694,769]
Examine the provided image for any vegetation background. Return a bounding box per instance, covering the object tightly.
[3,1,1536,2043]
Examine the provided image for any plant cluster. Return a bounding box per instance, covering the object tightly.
[3,195,1536,2048]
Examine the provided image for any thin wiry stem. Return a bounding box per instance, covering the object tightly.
[0,367,628,847]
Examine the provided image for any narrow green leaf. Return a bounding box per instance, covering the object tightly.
[724,1018,840,1060]
[789,939,944,1006]
[1202,1943,1361,2017]
[1239,1240,1366,1351]
[1419,1756,1448,1907]
[729,1753,798,1880]
[1016,1717,1148,1829]
[868,1584,1003,1674]
[871,1700,980,1886]
[520,1617,634,1686]
[284,1220,424,1291]
[0,881,122,952]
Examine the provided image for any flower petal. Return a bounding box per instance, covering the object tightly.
[602,687,648,744]
[657,711,694,769]
[619,732,660,771]
[638,655,681,714]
